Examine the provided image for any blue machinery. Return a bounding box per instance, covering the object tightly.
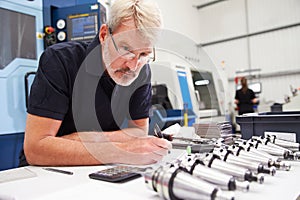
[149,62,198,134]
[0,0,104,170]
[0,0,43,170]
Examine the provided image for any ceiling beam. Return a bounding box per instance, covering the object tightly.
[194,0,227,10]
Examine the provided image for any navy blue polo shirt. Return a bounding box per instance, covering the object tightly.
[29,35,152,134]
[19,35,152,166]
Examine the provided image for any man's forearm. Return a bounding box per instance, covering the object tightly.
[25,135,125,166]
[61,128,148,143]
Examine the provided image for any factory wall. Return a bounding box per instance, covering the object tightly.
[151,0,202,46]
[153,0,300,111]
[197,0,300,108]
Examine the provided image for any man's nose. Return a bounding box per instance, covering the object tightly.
[125,57,139,71]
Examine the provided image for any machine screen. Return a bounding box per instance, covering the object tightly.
[67,13,98,41]
[237,82,262,94]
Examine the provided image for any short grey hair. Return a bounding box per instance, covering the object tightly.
[107,0,162,43]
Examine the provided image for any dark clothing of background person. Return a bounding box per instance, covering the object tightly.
[235,88,256,115]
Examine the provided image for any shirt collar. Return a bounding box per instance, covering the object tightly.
[84,34,105,77]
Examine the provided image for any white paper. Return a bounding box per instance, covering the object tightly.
[162,123,181,135]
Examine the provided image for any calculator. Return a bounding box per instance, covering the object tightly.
[88,166,143,183]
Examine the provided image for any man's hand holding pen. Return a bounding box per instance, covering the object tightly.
[115,136,172,165]
[154,124,173,141]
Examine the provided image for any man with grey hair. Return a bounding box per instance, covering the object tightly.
[19,0,171,167]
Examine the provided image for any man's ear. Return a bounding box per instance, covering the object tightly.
[99,24,108,44]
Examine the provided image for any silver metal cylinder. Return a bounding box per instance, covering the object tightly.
[214,147,275,175]
[144,166,235,200]
[191,161,237,191]
[229,145,291,171]
[246,146,291,170]
[273,138,300,151]
[201,154,264,183]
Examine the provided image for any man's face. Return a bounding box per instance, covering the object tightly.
[100,20,154,86]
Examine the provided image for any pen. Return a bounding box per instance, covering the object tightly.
[154,124,173,141]
[43,167,74,175]
[154,124,163,138]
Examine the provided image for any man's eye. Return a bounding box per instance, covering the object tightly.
[120,45,130,52]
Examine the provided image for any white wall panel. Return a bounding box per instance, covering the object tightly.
[197,0,247,43]
[248,0,300,32]
[203,38,249,78]
[151,0,201,42]
[250,26,300,73]
[258,74,300,104]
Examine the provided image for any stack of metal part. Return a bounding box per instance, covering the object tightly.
[193,121,240,145]
[143,133,300,200]
[193,121,233,139]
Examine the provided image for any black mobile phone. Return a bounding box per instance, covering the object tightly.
[88,166,142,183]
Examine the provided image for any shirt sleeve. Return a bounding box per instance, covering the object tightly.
[129,83,152,120]
[27,48,70,120]
[128,64,152,120]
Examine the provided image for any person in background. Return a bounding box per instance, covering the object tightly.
[19,0,172,167]
[234,77,258,115]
